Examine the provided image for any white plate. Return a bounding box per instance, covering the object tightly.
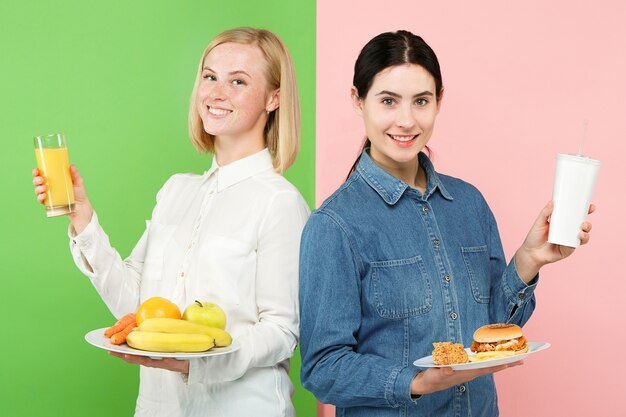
[413,341,550,370]
[85,327,240,360]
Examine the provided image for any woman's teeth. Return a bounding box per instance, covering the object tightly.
[389,134,417,142]
[209,107,231,116]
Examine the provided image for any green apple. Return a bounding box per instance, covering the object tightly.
[182,300,227,330]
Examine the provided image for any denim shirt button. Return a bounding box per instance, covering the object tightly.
[433,239,440,247]
[443,274,451,282]
[422,206,429,214]
[459,385,466,393]
[450,312,458,320]
[518,292,526,299]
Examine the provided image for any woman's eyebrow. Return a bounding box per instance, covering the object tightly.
[375,90,401,98]
[375,90,433,98]
[201,67,251,78]
[228,70,252,78]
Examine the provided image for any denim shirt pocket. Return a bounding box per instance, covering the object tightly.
[370,255,432,319]
[460,245,491,303]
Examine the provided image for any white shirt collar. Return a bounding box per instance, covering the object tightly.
[205,148,274,192]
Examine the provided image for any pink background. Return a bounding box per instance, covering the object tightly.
[316,0,626,416]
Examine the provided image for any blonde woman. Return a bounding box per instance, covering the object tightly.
[32,27,309,417]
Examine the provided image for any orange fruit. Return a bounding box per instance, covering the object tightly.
[136,296,182,326]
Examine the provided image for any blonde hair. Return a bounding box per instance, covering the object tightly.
[188,27,300,173]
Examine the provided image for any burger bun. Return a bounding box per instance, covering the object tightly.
[473,323,523,343]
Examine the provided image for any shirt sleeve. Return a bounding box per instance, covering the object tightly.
[68,178,173,319]
[484,202,538,326]
[299,210,419,408]
[187,190,310,385]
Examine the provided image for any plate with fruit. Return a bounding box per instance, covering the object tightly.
[85,297,240,360]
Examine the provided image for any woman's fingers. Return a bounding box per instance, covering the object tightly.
[579,231,591,245]
[70,165,83,187]
[588,203,596,214]
[107,351,189,373]
[33,168,47,203]
[467,360,524,379]
[578,221,593,245]
[534,201,553,226]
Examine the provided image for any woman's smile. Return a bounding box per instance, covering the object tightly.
[388,133,419,147]
[207,105,232,118]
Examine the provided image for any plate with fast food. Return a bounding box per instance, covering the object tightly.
[413,324,550,371]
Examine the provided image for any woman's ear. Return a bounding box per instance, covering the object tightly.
[351,86,364,117]
[266,88,280,112]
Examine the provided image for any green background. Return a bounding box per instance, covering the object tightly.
[0,1,316,416]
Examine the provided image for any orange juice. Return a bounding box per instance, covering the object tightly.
[34,146,75,216]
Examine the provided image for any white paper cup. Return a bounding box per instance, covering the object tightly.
[548,154,600,247]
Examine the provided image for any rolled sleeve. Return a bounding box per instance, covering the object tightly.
[392,366,422,405]
[505,256,539,304]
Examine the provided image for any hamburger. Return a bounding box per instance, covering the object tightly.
[469,323,528,361]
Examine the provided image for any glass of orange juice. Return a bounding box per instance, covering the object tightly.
[34,133,75,217]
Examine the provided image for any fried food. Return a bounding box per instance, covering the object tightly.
[432,342,469,365]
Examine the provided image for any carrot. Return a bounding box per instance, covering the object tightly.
[104,313,136,338]
[110,322,136,345]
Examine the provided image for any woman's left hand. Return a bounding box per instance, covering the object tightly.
[108,351,190,374]
[514,201,595,283]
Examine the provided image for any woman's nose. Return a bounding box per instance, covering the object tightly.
[395,105,416,129]
[208,82,226,101]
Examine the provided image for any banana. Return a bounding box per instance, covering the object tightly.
[126,330,215,352]
[138,318,233,347]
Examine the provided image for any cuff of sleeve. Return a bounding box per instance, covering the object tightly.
[506,257,539,304]
[390,365,421,406]
[68,211,99,249]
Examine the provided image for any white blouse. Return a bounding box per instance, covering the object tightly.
[70,148,310,417]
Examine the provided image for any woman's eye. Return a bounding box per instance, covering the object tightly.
[202,73,216,81]
[416,98,428,106]
[382,98,395,106]
[232,79,245,86]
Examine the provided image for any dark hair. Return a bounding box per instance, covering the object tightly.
[348,30,443,178]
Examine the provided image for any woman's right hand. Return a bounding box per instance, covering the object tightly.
[32,165,94,234]
[410,361,523,396]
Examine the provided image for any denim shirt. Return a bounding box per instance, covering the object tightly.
[299,150,538,417]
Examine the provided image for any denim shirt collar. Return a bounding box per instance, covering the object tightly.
[356,148,453,205]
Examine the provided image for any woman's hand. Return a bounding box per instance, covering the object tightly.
[107,351,190,374]
[514,201,595,283]
[32,165,94,234]
[411,361,523,395]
